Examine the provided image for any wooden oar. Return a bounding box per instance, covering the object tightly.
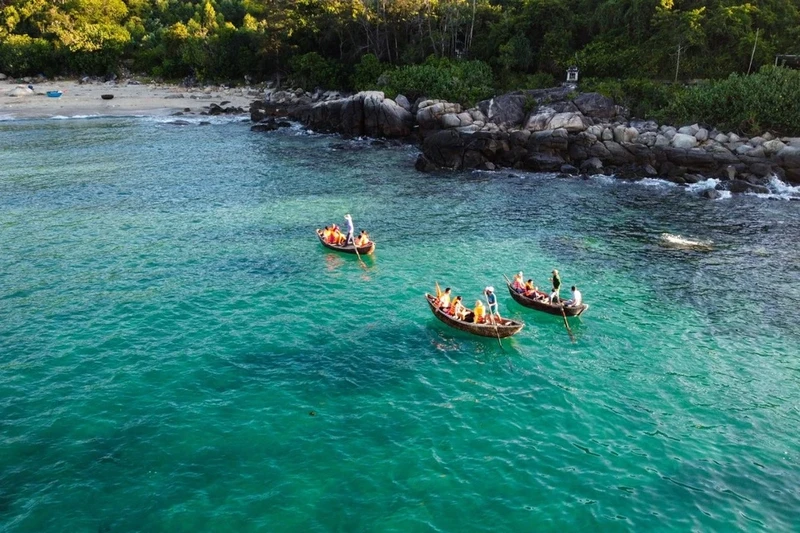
[560,304,576,342]
[483,294,504,351]
[351,236,368,269]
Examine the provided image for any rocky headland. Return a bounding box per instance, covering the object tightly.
[251,86,800,193]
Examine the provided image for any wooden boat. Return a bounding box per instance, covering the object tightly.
[506,282,589,317]
[316,229,375,255]
[46,90,63,98]
[425,293,524,338]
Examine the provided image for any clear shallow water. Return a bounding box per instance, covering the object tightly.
[1,117,798,532]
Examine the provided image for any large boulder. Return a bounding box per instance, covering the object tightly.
[774,146,800,184]
[671,133,698,149]
[547,112,589,132]
[416,100,462,132]
[291,91,412,137]
[476,87,573,127]
[572,92,617,119]
[422,129,466,169]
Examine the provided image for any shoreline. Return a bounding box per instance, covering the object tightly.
[1,79,257,120]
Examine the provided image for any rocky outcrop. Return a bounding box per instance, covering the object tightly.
[249,87,800,186]
[288,91,413,137]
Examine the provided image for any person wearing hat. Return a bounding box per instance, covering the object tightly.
[549,269,562,304]
[484,286,500,318]
[343,214,354,244]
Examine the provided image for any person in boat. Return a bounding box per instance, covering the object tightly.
[484,286,501,319]
[473,300,486,324]
[449,296,467,320]
[549,269,562,304]
[511,272,525,293]
[438,287,452,310]
[565,285,583,307]
[525,279,548,301]
[327,224,341,244]
[354,230,370,247]
[322,226,332,243]
[344,214,355,244]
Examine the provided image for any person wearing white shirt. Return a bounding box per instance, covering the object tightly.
[344,213,354,244]
[565,285,582,307]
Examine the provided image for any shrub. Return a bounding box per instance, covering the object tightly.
[580,77,684,120]
[0,35,55,76]
[350,53,387,91]
[289,52,341,90]
[379,56,494,107]
[662,66,800,136]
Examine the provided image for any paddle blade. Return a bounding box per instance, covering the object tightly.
[435,281,442,298]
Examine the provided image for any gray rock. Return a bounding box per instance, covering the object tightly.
[695,128,709,142]
[572,92,617,119]
[603,141,636,165]
[440,113,461,129]
[654,134,670,148]
[762,139,786,155]
[601,127,613,141]
[580,157,604,173]
[395,94,411,112]
[678,124,700,136]
[728,179,769,194]
[0,73,7,80]
[774,146,800,184]
[547,112,589,132]
[524,152,566,171]
[714,133,729,143]
[560,164,579,175]
[672,133,698,149]
[629,119,659,133]
[422,129,465,169]
[164,94,185,99]
[635,132,657,147]
[728,133,741,143]
[700,188,723,200]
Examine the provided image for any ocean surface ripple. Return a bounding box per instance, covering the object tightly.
[0,118,798,532]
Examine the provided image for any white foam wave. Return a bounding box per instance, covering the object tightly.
[50,114,102,120]
[639,177,677,188]
[659,233,714,250]
[0,115,16,122]
[686,178,720,193]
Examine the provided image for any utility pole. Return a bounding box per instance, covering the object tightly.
[747,28,760,75]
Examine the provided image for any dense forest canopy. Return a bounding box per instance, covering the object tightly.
[2,0,799,86]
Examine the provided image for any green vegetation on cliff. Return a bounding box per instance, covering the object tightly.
[2,0,800,134]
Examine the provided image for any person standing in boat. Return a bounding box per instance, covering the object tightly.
[484,286,501,319]
[344,214,354,245]
[565,286,582,307]
[549,269,562,304]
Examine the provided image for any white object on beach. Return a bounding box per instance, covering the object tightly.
[8,85,35,97]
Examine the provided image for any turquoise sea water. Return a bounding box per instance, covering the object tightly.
[1,116,798,532]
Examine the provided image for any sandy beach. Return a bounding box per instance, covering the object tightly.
[0,79,259,119]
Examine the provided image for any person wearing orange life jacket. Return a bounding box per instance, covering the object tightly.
[449,296,465,318]
[322,226,332,243]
